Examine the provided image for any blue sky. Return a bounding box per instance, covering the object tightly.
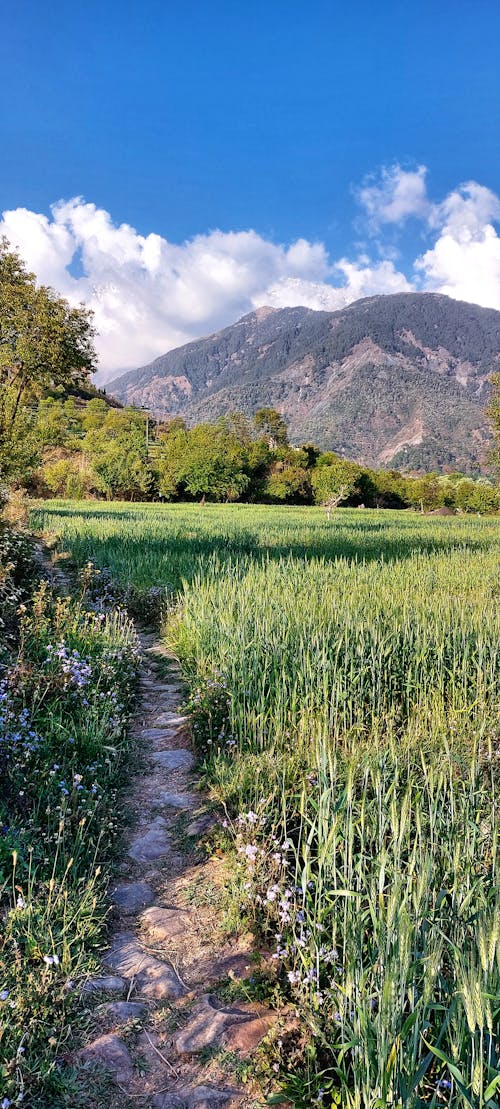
[2,0,500,375]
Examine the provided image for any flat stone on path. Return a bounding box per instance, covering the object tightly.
[152,711,186,728]
[173,994,253,1055]
[140,681,180,694]
[160,790,198,810]
[82,975,125,994]
[79,1032,133,1082]
[137,727,181,742]
[106,932,187,999]
[128,816,171,863]
[112,880,154,912]
[153,749,194,771]
[98,1000,147,1023]
[221,1011,277,1055]
[140,905,191,941]
[153,1086,242,1109]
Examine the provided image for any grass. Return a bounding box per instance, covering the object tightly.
[0,544,140,1107]
[30,500,500,1108]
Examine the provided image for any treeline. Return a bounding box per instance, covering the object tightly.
[1,237,499,513]
[23,398,500,513]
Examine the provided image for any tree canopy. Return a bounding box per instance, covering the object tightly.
[0,239,96,481]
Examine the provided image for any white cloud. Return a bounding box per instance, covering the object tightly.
[1,199,340,378]
[358,164,431,228]
[415,182,500,309]
[2,172,500,380]
[259,259,412,313]
[0,196,411,378]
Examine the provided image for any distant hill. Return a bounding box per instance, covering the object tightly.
[107,293,500,472]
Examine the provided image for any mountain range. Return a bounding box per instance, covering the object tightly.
[107,293,500,472]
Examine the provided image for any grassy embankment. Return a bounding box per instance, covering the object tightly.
[31,501,500,1108]
[0,526,139,1107]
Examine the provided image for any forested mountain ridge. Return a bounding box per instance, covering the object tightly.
[107,293,500,472]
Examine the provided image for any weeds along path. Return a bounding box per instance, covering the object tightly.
[66,613,276,1106]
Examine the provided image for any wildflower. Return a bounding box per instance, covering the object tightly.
[2,1097,11,1107]
[0,990,9,1000]
[16,896,25,909]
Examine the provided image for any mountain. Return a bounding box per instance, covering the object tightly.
[107,293,500,472]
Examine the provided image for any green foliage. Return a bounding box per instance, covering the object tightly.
[82,408,152,499]
[107,294,499,473]
[487,371,500,472]
[263,456,311,503]
[155,420,251,501]
[0,239,96,485]
[311,453,361,507]
[253,407,289,448]
[0,555,139,1105]
[35,502,500,1106]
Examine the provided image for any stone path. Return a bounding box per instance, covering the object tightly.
[79,630,276,1107]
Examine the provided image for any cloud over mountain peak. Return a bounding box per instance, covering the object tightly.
[2,167,500,378]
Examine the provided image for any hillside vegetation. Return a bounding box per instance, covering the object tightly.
[107,293,500,472]
[31,501,500,1107]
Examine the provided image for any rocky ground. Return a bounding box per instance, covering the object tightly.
[78,629,278,1108]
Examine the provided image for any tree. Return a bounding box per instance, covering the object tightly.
[311,453,360,515]
[82,409,152,500]
[253,407,289,448]
[487,372,500,473]
[0,239,96,483]
[155,421,251,502]
[264,460,312,503]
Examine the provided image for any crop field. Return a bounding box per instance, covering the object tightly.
[32,501,500,1108]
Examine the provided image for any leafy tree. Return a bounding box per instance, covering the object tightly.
[264,460,311,503]
[253,407,289,448]
[82,409,152,499]
[37,455,97,499]
[368,468,408,509]
[0,239,95,483]
[311,453,360,511]
[405,473,443,512]
[454,477,499,514]
[155,421,251,502]
[80,397,110,432]
[487,372,500,472]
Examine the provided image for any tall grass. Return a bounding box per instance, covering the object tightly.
[0,570,140,1106]
[33,501,500,1106]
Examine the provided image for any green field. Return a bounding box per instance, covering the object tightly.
[32,501,500,1108]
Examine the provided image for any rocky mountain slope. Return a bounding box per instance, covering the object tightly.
[107,293,500,471]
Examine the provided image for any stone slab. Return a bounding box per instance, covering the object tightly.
[98,1000,147,1023]
[112,880,155,912]
[153,1087,241,1109]
[82,975,125,994]
[128,817,171,863]
[151,712,185,728]
[137,728,182,742]
[140,905,191,941]
[221,1011,276,1055]
[160,791,198,810]
[173,994,253,1055]
[79,1032,133,1082]
[153,749,194,771]
[105,932,187,999]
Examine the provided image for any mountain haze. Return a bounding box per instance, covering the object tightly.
[107,293,500,472]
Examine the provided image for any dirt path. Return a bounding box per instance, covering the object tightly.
[79,628,276,1108]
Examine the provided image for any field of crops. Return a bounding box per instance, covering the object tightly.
[32,501,500,1108]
